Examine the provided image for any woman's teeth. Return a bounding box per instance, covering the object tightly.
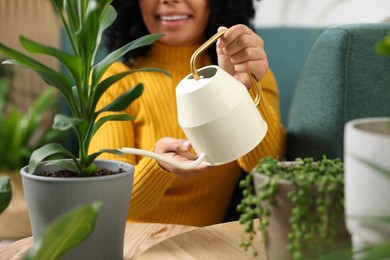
[160,15,189,21]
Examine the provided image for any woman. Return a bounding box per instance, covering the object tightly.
[89,0,286,226]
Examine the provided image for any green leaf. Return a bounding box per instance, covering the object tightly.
[45,160,80,174]
[0,44,74,105]
[93,114,134,135]
[91,67,169,113]
[352,154,390,180]
[357,241,390,260]
[77,2,99,70]
[86,149,124,166]
[0,77,11,112]
[349,214,390,224]
[23,201,103,260]
[20,36,82,85]
[376,32,390,56]
[93,3,116,62]
[50,0,64,12]
[92,34,164,85]
[0,87,60,171]
[98,83,143,113]
[64,0,80,37]
[0,177,12,214]
[53,114,85,131]
[29,143,77,174]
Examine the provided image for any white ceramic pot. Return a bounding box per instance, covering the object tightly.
[344,117,390,251]
[21,159,134,260]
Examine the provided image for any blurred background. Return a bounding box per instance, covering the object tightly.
[0,0,389,111]
[0,0,60,112]
[254,0,390,27]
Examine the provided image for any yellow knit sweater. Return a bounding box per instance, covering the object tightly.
[89,42,286,227]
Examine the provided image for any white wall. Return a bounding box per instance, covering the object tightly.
[254,0,390,27]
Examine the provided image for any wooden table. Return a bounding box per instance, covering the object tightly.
[0,221,264,259]
[137,220,264,259]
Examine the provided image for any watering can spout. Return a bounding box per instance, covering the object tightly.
[119,147,206,170]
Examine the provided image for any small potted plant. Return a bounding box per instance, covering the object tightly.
[344,117,390,255]
[0,0,166,259]
[343,27,390,256]
[237,156,350,259]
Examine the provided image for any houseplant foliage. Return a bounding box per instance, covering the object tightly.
[0,0,167,176]
[0,0,166,258]
[24,201,102,260]
[0,177,11,214]
[0,57,60,238]
[0,86,60,172]
[238,156,347,259]
[376,31,390,56]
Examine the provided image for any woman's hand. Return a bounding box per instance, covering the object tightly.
[216,25,268,88]
[154,137,210,178]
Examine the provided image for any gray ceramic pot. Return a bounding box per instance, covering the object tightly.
[21,159,134,260]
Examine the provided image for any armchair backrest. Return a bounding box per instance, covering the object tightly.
[286,23,390,161]
[258,27,324,125]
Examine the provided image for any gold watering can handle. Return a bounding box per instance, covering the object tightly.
[190,30,262,106]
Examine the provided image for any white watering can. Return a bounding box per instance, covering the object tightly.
[120,31,267,169]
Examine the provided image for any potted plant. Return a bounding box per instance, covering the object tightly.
[0,65,61,238]
[237,156,350,259]
[342,25,390,257]
[344,117,390,255]
[0,0,166,259]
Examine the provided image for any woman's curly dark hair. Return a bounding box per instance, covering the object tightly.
[105,0,260,64]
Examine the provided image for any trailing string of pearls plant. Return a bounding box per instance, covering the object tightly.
[237,156,345,259]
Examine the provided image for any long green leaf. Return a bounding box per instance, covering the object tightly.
[93,114,134,135]
[91,67,169,113]
[51,0,77,55]
[77,2,99,69]
[29,143,77,174]
[0,43,74,105]
[0,177,12,214]
[23,201,103,260]
[93,2,115,62]
[64,0,80,38]
[45,160,80,174]
[50,0,64,12]
[349,214,390,224]
[352,154,390,180]
[86,149,124,166]
[98,83,143,113]
[20,36,82,85]
[53,114,85,131]
[91,34,164,85]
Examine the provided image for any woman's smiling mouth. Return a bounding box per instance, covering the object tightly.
[159,15,190,21]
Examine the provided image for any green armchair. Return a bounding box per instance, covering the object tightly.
[225,23,390,221]
[286,23,390,161]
